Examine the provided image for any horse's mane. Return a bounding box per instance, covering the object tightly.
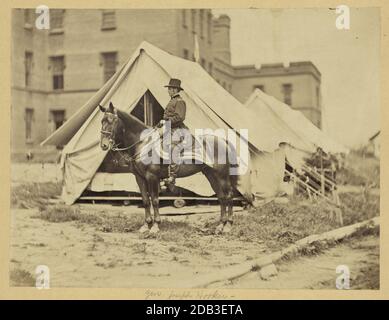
[115,109,149,132]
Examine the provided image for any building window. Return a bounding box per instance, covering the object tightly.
[200,58,206,69]
[101,10,116,30]
[182,9,187,28]
[254,85,265,92]
[24,9,33,28]
[316,86,320,107]
[50,56,65,90]
[207,13,212,43]
[25,51,33,87]
[50,110,66,131]
[102,52,118,83]
[25,108,34,143]
[191,9,196,34]
[183,49,189,60]
[282,83,293,105]
[208,62,213,75]
[50,9,65,30]
[200,10,204,38]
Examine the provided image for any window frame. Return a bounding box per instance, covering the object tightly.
[101,9,116,31]
[199,10,204,38]
[183,48,189,60]
[50,55,65,90]
[25,108,34,143]
[24,9,33,29]
[207,12,212,44]
[253,84,265,92]
[101,51,118,83]
[182,9,187,28]
[208,62,213,75]
[282,83,293,106]
[50,109,66,131]
[24,51,33,87]
[191,9,196,34]
[49,9,65,34]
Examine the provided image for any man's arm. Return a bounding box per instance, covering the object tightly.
[163,100,186,125]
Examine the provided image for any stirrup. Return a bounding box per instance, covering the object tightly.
[164,177,176,192]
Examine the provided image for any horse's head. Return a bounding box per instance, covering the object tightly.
[99,102,123,151]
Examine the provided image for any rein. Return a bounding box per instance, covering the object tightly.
[103,126,159,161]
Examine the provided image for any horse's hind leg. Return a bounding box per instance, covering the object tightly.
[224,186,234,233]
[202,168,227,234]
[220,178,234,234]
[136,175,152,233]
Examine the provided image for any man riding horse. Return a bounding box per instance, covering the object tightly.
[99,77,237,234]
[157,78,188,190]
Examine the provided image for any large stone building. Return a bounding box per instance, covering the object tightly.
[11,9,322,158]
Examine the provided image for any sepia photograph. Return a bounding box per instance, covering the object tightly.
[7,4,382,294]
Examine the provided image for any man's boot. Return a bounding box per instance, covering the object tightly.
[164,163,178,192]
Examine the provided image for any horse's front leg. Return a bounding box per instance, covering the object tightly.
[135,175,153,233]
[147,174,161,234]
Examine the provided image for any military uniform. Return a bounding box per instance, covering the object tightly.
[163,93,187,129]
[160,78,188,190]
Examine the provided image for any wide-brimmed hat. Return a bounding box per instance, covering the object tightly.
[164,78,184,91]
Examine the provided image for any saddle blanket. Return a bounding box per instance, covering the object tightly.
[136,129,236,168]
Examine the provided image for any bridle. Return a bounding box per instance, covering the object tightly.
[100,111,157,161]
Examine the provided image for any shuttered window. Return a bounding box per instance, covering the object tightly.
[102,52,117,83]
[50,56,65,90]
[24,9,33,28]
[182,10,187,28]
[50,9,64,29]
[25,51,33,87]
[25,108,34,142]
[101,10,116,30]
[207,13,212,43]
[282,83,293,105]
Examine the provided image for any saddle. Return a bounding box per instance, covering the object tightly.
[138,126,214,167]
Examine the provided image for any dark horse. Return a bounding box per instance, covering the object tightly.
[99,102,238,234]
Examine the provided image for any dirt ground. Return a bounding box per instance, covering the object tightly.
[10,163,380,289]
[10,206,268,288]
[213,235,379,289]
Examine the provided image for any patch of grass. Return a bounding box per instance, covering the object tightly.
[340,193,380,226]
[33,204,145,233]
[11,182,62,209]
[33,205,86,223]
[226,198,337,250]
[352,262,380,289]
[337,152,380,187]
[220,191,379,251]
[158,220,197,242]
[10,269,35,287]
[345,224,380,240]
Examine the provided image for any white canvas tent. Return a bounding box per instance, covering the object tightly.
[245,89,348,155]
[244,89,348,200]
[42,41,291,204]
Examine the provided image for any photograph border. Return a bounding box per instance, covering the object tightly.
[1,0,388,300]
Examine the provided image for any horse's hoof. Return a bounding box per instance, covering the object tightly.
[215,223,224,235]
[139,224,150,233]
[223,222,232,234]
[149,223,160,234]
